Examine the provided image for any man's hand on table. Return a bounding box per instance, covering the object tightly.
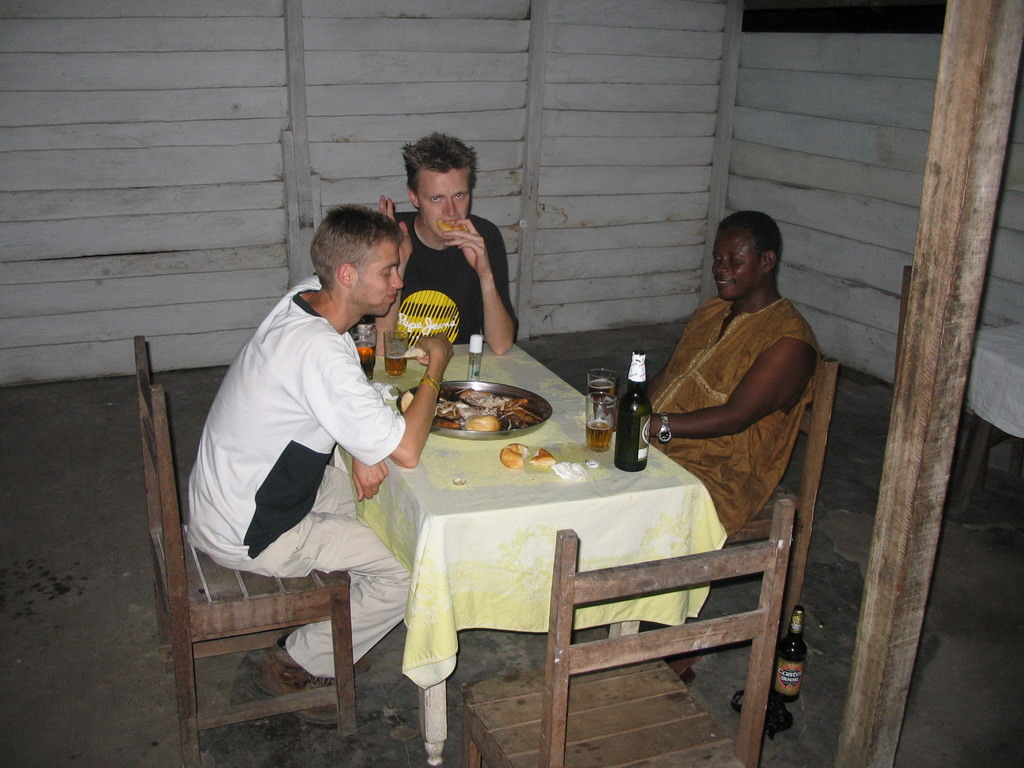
[352,458,389,501]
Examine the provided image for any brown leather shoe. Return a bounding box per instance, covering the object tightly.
[252,645,338,724]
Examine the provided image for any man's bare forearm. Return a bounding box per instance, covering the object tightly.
[479,273,515,354]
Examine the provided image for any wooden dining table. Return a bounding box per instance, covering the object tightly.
[951,323,1024,511]
[356,344,726,764]
[966,323,1024,440]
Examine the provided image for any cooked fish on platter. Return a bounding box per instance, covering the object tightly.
[399,381,552,440]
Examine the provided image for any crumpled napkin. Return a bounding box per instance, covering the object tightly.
[373,382,399,401]
[552,462,588,482]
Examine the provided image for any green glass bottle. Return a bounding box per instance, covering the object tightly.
[613,350,652,472]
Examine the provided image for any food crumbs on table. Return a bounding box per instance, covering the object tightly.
[452,476,467,486]
[585,459,600,469]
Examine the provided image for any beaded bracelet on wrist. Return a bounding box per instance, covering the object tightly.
[419,373,441,396]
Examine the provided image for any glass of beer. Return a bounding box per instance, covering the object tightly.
[586,393,616,452]
[351,323,376,379]
[384,330,410,377]
[588,368,617,396]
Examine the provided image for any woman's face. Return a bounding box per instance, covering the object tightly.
[711,227,773,302]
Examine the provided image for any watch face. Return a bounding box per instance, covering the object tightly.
[658,415,671,443]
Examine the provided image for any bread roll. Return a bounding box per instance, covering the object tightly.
[500,443,529,470]
[399,389,415,413]
[436,219,468,232]
[464,414,501,432]
[529,448,556,467]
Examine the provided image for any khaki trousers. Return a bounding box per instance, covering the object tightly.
[246,465,410,677]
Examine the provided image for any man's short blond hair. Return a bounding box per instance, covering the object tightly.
[310,205,402,288]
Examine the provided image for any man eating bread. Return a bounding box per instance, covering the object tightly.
[377,132,517,354]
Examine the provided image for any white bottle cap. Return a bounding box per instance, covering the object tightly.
[627,350,646,382]
[469,334,484,354]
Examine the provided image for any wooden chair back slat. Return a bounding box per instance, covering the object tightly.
[136,338,170,637]
[572,538,777,606]
[784,355,839,621]
[183,539,213,603]
[147,384,191,607]
[895,263,914,384]
[567,611,767,676]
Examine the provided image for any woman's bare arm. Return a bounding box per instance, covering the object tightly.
[660,337,817,439]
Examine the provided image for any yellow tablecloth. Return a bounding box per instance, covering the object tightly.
[358,345,726,688]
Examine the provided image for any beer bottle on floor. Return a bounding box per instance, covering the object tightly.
[773,605,808,702]
[614,350,652,472]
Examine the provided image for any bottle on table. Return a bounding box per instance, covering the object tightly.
[613,350,652,472]
[467,334,484,380]
[773,604,808,702]
[351,316,376,379]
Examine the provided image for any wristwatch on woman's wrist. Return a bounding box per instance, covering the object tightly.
[656,413,672,444]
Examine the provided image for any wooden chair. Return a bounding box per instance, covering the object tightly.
[462,498,795,768]
[134,336,357,767]
[727,355,839,623]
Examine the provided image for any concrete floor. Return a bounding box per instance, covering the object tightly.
[2,322,1021,768]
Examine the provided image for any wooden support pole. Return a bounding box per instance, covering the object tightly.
[514,0,550,340]
[835,2,1023,766]
[701,0,743,304]
[283,0,315,284]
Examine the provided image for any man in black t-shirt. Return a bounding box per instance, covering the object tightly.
[377,133,517,354]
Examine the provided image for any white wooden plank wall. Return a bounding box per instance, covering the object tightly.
[727,32,1024,382]
[527,0,725,336]
[2,0,729,385]
[0,1,290,383]
[302,0,531,307]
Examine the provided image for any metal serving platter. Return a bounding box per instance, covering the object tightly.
[410,380,553,440]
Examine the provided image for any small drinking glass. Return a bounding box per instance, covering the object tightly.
[351,325,376,379]
[588,368,617,396]
[383,331,410,377]
[586,393,616,452]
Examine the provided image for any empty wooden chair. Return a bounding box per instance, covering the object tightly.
[462,498,795,768]
[727,355,839,622]
[134,336,357,767]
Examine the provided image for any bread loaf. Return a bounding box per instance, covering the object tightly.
[500,443,530,470]
[436,219,468,232]
[399,389,415,413]
[464,414,500,432]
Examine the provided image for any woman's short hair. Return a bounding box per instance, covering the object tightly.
[718,210,782,257]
